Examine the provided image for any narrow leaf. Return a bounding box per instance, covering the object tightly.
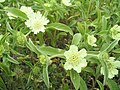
[5,7,28,20]
[72,33,82,45]
[26,39,41,55]
[0,76,7,90]
[97,80,104,90]
[107,79,120,90]
[79,76,87,90]
[70,70,80,90]
[104,40,118,52]
[46,23,73,35]
[7,55,19,64]
[43,56,49,88]
[37,46,64,56]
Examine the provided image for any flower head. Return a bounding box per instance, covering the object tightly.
[87,35,97,46]
[20,6,34,18]
[0,0,5,3]
[64,45,87,73]
[62,0,72,6]
[25,11,49,34]
[110,25,120,40]
[101,57,120,79]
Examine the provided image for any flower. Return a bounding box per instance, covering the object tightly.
[87,35,97,46]
[110,25,120,40]
[64,45,87,73]
[20,6,34,18]
[62,0,71,6]
[101,57,120,79]
[0,0,5,2]
[25,11,49,34]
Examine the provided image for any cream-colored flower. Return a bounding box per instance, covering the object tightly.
[62,0,71,6]
[0,0,5,2]
[25,11,49,34]
[7,12,17,19]
[110,25,120,40]
[101,57,120,79]
[20,6,34,18]
[87,35,97,46]
[64,45,87,73]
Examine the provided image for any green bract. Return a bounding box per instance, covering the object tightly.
[38,55,46,65]
[110,25,120,40]
[101,57,120,79]
[16,32,26,45]
[64,45,87,73]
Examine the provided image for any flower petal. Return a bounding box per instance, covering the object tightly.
[73,64,81,73]
[64,62,72,70]
[78,48,87,58]
[79,59,87,67]
[114,61,120,68]
[69,45,78,52]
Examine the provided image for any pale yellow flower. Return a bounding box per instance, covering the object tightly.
[25,11,49,34]
[0,0,5,2]
[62,0,71,6]
[64,45,87,73]
[110,25,120,40]
[87,35,97,46]
[101,57,120,79]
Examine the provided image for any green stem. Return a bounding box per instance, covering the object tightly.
[49,54,64,59]
[87,54,98,57]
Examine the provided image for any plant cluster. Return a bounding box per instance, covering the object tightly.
[0,0,120,90]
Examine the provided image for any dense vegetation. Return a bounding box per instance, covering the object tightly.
[0,0,120,90]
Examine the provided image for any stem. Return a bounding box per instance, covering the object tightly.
[25,30,32,36]
[49,54,64,59]
[87,54,98,57]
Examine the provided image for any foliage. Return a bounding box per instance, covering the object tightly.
[0,0,120,90]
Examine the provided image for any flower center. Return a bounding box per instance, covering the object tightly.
[33,20,43,30]
[69,53,79,65]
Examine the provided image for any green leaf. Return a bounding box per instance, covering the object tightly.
[5,7,28,20]
[43,56,49,88]
[0,33,9,44]
[7,55,19,64]
[102,16,107,31]
[107,79,120,90]
[98,52,108,85]
[77,22,84,34]
[104,40,118,52]
[46,23,73,35]
[83,67,95,76]
[72,33,82,45]
[97,80,104,90]
[26,39,41,55]
[112,48,120,53]
[37,46,65,56]
[0,76,7,90]
[70,70,80,90]
[0,63,11,75]
[79,76,87,90]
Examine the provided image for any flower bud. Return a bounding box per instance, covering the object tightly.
[16,32,26,45]
[38,55,46,65]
